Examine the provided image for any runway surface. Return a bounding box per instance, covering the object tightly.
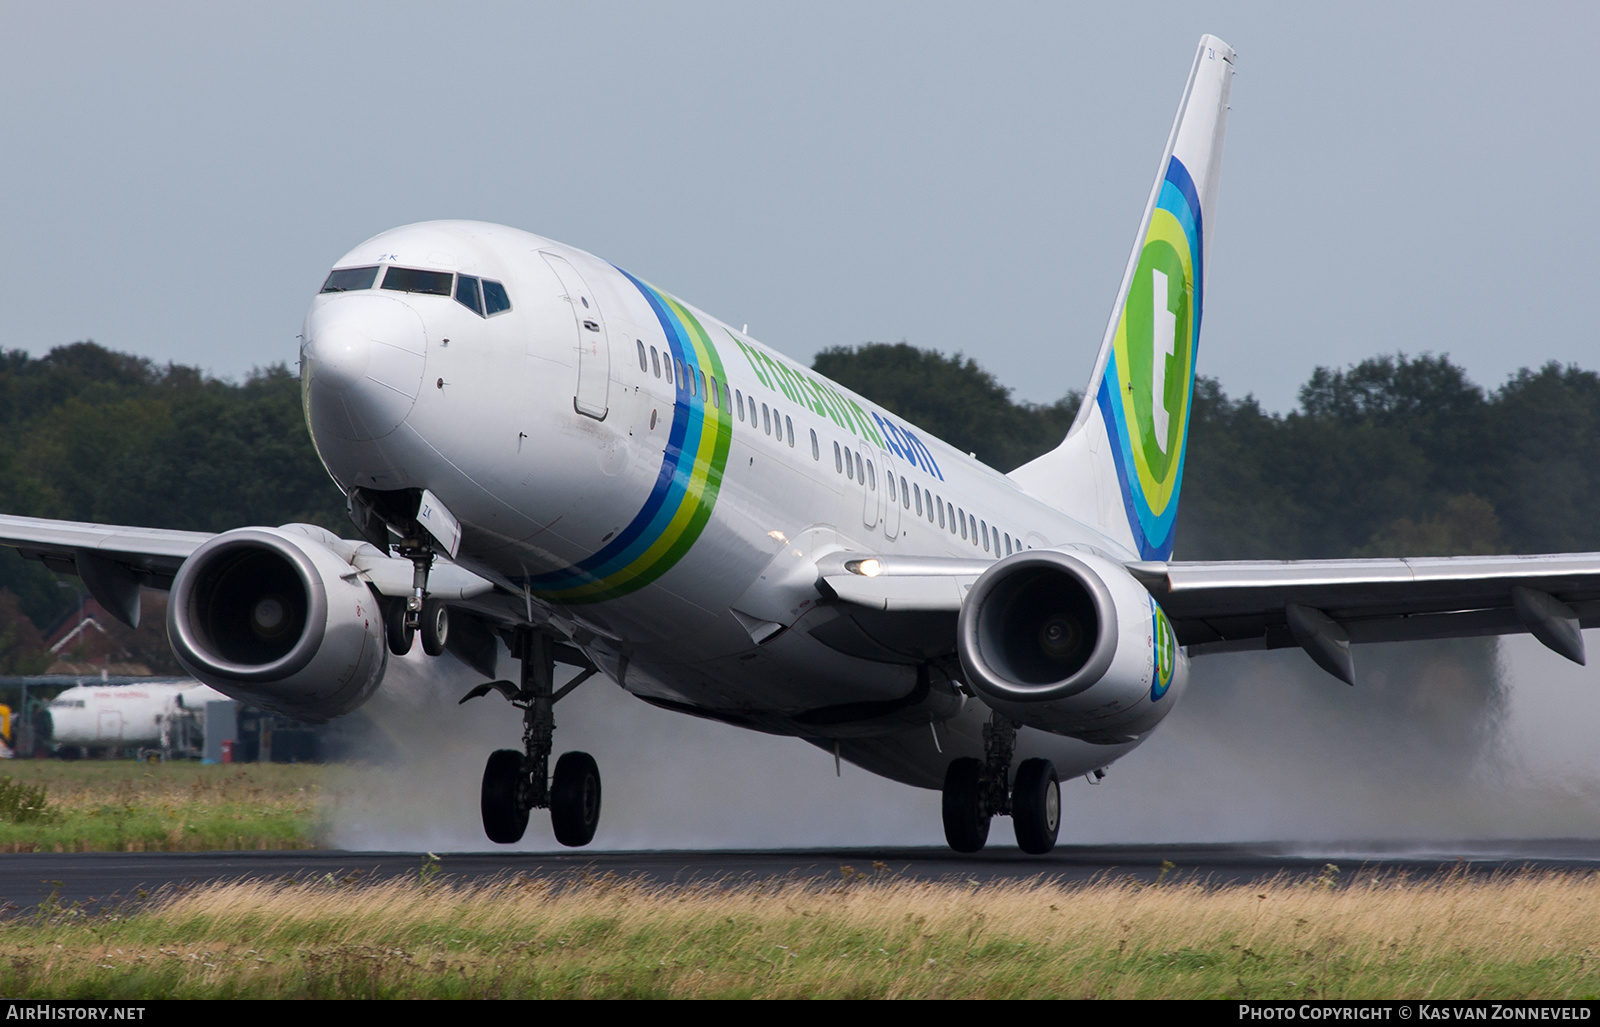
[5,840,1600,913]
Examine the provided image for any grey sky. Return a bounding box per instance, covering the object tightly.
[3,2,1595,413]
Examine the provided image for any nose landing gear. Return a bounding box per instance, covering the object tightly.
[940,713,1060,855]
[462,628,601,847]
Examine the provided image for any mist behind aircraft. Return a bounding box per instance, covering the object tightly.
[324,635,1600,852]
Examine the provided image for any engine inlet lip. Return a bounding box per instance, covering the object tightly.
[168,529,329,682]
[957,549,1119,704]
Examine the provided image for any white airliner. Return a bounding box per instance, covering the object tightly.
[42,680,228,757]
[3,36,1596,853]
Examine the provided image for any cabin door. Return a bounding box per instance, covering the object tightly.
[540,252,610,421]
[880,452,902,541]
[861,450,880,530]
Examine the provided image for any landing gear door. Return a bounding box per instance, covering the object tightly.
[541,252,610,421]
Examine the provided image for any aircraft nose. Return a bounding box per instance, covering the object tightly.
[307,324,371,392]
[303,294,427,441]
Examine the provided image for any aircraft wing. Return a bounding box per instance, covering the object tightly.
[1125,553,1600,657]
[819,550,1600,681]
[0,513,212,587]
[0,512,497,629]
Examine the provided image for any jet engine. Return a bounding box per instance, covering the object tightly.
[956,548,1187,744]
[166,525,388,722]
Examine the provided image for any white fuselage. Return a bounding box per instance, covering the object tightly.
[45,681,229,748]
[302,221,1146,787]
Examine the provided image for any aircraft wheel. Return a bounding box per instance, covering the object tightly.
[1011,758,1060,855]
[481,749,529,844]
[550,751,601,847]
[384,599,414,656]
[420,600,450,657]
[941,757,990,853]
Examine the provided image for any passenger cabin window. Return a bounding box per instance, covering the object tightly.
[834,441,842,472]
[382,267,453,295]
[810,429,819,460]
[636,340,648,372]
[762,404,771,435]
[854,452,864,483]
[664,358,674,385]
[651,347,662,378]
[483,280,512,315]
[321,266,379,293]
[674,359,686,388]
[785,416,794,447]
[735,389,744,421]
[697,369,708,401]
[456,275,485,315]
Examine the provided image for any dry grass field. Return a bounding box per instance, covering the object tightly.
[3,866,1599,998]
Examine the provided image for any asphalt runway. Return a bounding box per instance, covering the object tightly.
[5,840,1600,914]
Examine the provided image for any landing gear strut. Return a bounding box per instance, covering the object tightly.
[940,712,1060,855]
[464,628,601,846]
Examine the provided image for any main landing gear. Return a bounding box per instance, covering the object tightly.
[941,712,1061,855]
[460,628,601,847]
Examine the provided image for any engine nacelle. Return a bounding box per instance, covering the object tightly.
[957,548,1187,744]
[167,525,388,722]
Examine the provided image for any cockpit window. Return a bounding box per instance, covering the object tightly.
[455,275,484,315]
[381,267,453,295]
[320,266,379,293]
[483,280,511,316]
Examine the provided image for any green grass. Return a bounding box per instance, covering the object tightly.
[4,870,1600,998]
[0,761,321,852]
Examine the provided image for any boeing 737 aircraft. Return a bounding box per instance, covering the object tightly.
[3,36,1597,853]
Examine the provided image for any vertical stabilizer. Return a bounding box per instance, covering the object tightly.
[1009,35,1234,561]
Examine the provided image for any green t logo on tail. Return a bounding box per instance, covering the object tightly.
[1095,156,1204,561]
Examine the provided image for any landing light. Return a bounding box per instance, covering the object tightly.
[850,559,882,578]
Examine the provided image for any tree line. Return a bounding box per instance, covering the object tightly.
[1,339,1596,674]
[819,342,1600,561]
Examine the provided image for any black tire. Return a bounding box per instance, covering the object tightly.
[1011,758,1061,855]
[481,749,529,844]
[941,757,990,853]
[384,599,414,656]
[550,751,601,847]
[420,600,450,657]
